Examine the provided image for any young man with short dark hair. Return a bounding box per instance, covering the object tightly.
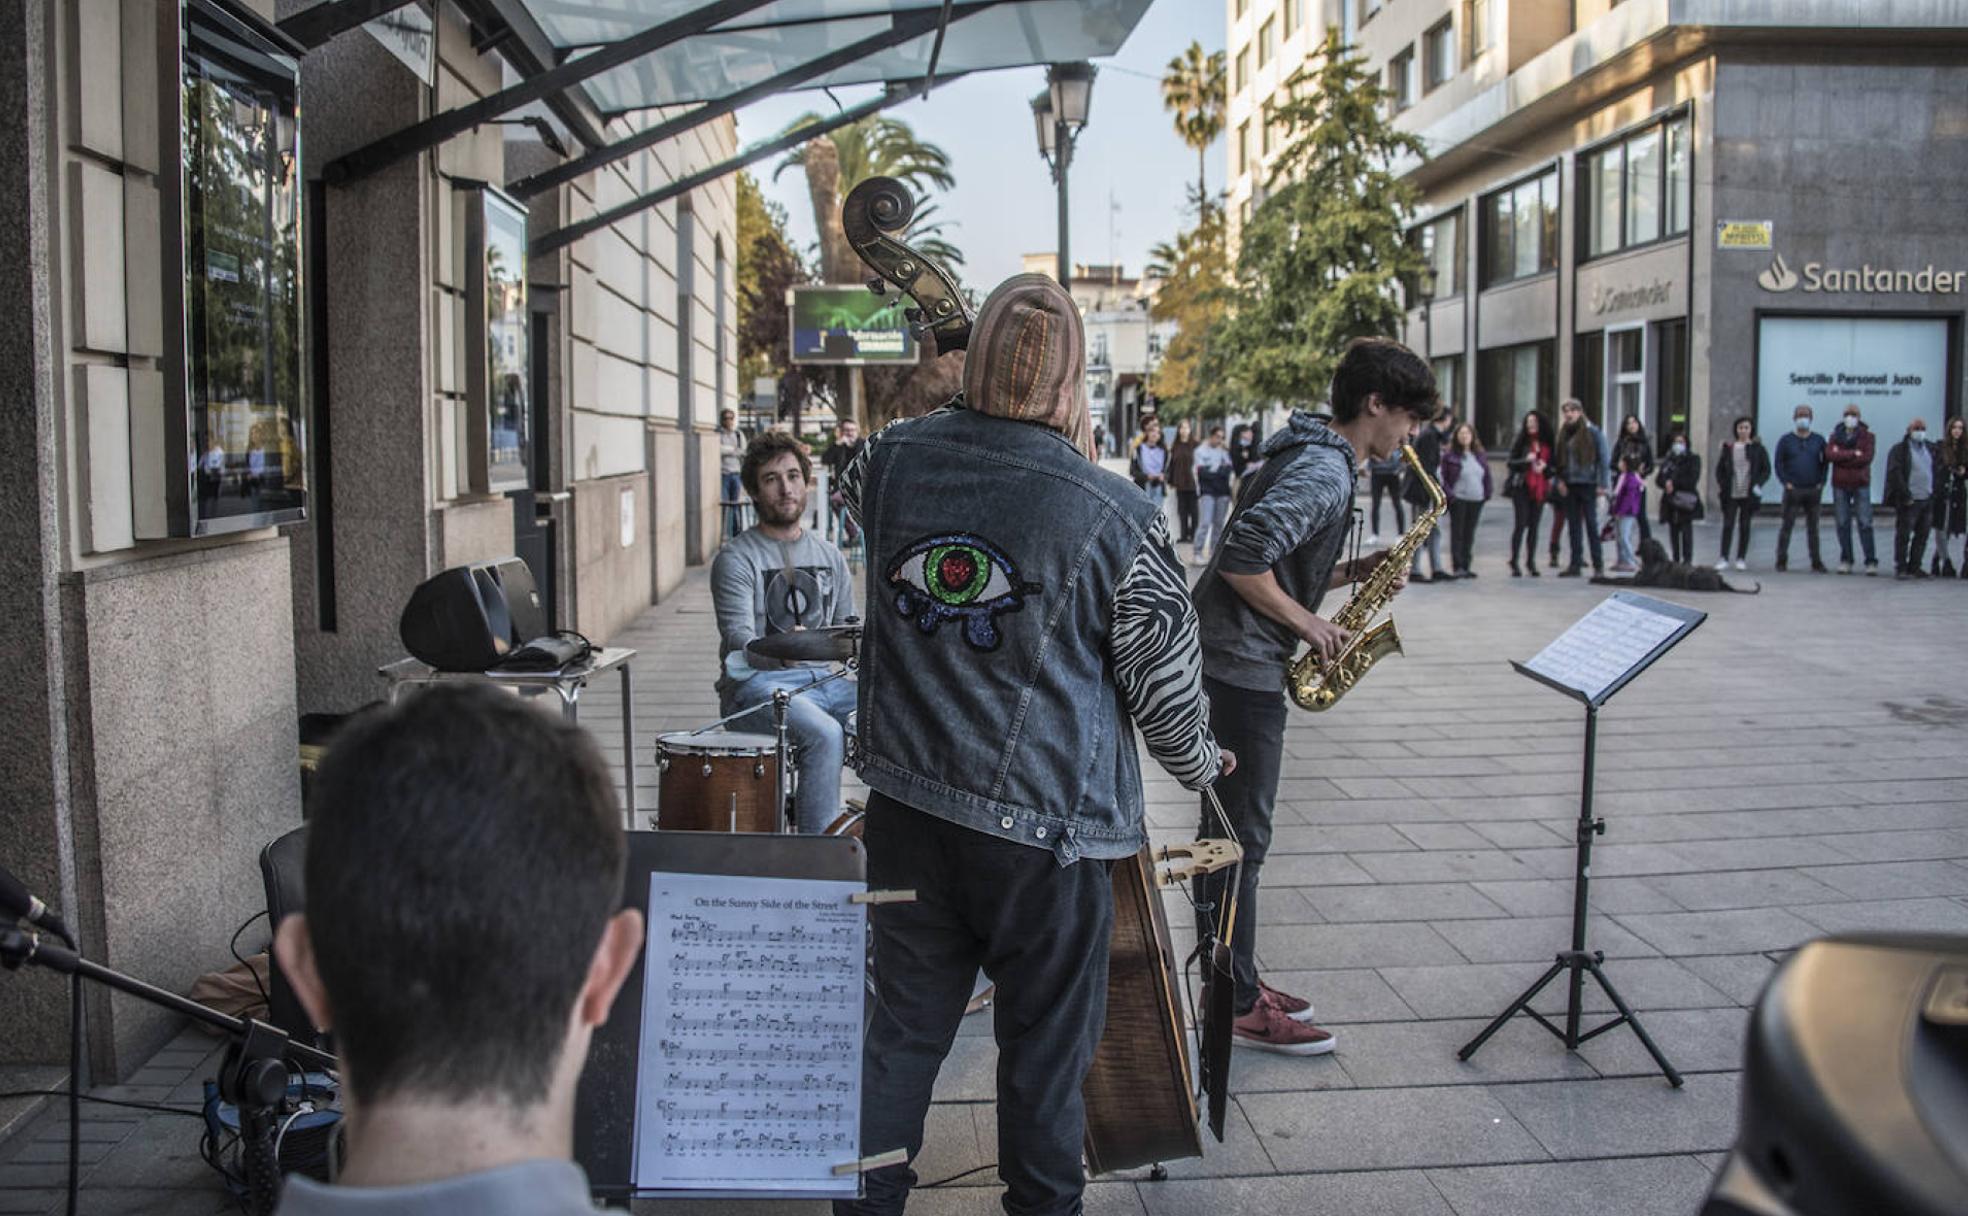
[272,685,644,1214]
[1191,336,1438,1054]
[711,432,858,833]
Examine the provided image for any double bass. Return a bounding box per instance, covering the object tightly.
[840,176,1243,1174]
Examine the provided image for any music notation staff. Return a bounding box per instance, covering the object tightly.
[632,871,867,1194]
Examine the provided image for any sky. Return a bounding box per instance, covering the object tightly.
[734,0,1226,288]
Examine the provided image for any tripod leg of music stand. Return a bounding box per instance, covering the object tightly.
[1586,959,1683,1087]
[1459,959,1565,1061]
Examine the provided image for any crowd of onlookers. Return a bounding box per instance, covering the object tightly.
[1124,403,1968,583]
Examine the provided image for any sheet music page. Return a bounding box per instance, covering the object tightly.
[631,872,864,1195]
[1523,596,1685,702]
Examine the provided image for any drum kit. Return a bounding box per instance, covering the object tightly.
[652,624,864,838]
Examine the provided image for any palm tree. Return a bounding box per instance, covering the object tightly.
[1161,42,1227,213]
[773,115,960,283]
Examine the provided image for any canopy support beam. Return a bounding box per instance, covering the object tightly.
[278,0,418,49]
[531,75,961,258]
[323,0,777,184]
[508,3,1003,201]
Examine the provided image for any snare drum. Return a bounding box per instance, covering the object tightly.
[655,731,780,832]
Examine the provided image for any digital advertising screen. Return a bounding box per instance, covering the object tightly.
[788,285,917,366]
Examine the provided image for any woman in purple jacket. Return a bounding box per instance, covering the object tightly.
[1439,422,1493,578]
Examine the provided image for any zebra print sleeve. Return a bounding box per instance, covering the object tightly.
[1112,513,1222,790]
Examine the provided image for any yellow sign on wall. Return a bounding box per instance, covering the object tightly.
[1717,221,1774,250]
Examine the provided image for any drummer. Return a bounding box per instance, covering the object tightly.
[710,431,859,834]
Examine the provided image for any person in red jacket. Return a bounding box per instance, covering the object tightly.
[1827,404,1879,575]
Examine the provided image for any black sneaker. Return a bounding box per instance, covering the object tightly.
[1811,562,1829,573]
[1558,567,1582,578]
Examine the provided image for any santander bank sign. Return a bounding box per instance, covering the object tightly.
[1758,253,1964,295]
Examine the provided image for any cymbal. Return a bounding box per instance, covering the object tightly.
[745,625,860,663]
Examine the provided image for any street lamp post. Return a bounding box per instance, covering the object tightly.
[1416,263,1438,374]
[1031,61,1096,292]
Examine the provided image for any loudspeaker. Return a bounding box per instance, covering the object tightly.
[488,557,547,645]
[399,563,516,672]
[1703,933,1968,1216]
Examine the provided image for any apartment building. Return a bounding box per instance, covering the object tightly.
[1021,254,1177,445]
[1227,1,1968,503]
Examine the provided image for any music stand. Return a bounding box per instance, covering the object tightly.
[1457,592,1706,1087]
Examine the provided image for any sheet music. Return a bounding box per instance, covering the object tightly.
[632,872,864,1195]
[1523,595,1687,702]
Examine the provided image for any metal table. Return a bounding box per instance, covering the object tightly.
[378,647,638,821]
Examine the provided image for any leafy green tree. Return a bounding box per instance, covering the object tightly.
[1145,202,1233,417]
[734,170,807,389]
[772,115,961,281]
[1161,41,1226,213]
[1209,30,1426,408]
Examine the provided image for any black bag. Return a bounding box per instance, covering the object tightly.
[1671,490,1700,515]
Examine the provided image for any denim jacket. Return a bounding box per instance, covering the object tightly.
[846,406,1180,864]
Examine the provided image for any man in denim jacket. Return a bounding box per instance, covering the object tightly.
[836,275,1226,1216]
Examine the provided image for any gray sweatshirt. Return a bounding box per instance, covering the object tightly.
[710,526,854,692]
[1192,412,1359,692]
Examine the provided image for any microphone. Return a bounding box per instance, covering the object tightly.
[0,863,75,948]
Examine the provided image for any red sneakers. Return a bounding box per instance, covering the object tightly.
[1258,980,1316,1023]
[1232,1002,1337,1055]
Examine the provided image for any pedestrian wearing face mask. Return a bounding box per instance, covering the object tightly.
[1827,405,1879,575]
[1885,418,1939,580]
[1932,416,1967,578]
[1773,405,1829,573]
[1714,416,1770,571]
[1655,430,1703,564]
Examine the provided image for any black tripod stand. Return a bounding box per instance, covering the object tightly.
[1,925,339,1215]
[1457,703,1682,1086]
[1458,592,1706,1088]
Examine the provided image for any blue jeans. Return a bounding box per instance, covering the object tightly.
[719,667,856,834]
[1563,485,1604,571]
[1194,493,1230,561]
[1833,485,1877,565]
[1615,514,1638,566]
[720,471,745,539]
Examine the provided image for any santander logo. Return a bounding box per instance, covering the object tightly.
[1758,254,1800,292]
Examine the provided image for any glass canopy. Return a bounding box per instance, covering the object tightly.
[523,0,1151,115]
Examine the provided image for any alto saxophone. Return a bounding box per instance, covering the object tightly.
[1287,442,1445,712]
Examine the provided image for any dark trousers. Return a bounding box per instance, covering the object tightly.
[1719,497,1757,560]
[1667,515,1695,564]
[1369,472,1405,535]
[1562,486,1604,572]
[1175,490,1198,543]
[1448,499,1484,572]
[843,792,1113,1216]
[1510,493,1545,568]
[1776,487,1824,565]
[1194,676,1285,1017]
[1895,498,1934,573]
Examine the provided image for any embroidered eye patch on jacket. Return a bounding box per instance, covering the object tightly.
[887,533,1041,651]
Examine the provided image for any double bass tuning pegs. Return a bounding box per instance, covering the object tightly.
[866,277,887,296]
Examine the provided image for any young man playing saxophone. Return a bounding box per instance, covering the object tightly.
[1190,337,1440,1054]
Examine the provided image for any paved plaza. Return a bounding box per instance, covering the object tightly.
[3,507,1965,1215]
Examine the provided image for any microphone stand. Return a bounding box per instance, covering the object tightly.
[1,926,338,1216]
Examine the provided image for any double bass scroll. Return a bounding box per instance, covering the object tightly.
[841,176,972,356]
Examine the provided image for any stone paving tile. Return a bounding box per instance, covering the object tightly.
[1239,1086,1548,1172]
[1573,1007,1751,1078]
[1256,922,1465,971]
[1465,820,1574,849]
[1303,882,1509,924]
[1643,868,1849,911]
[1469,877,1683,917]
[1493,1073,1741,1160]
[1423,1155,1717,1216]
[1393,823,1498,851]
[1790,897,1968,935]
[1328,1018,1597,1088]
[1264,823,1417,854]
[1284,797,1455,824]
[1431,916,1661,965]
[1138,1170,1455,1216]
[1676,954,1783,1007]
[1796,859,1968,899]
[1801,828,1968,862]
[1097,1100,1275,1181]
[1350,850,1549,885]
[1249,853,1377,888]
[1254,968,1419,1024]
[0,1191,60,1215]
[1614,907,1823,956]
[1378,958,1733,1022]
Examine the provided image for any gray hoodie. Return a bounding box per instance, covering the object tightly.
[1192,412,1359,692]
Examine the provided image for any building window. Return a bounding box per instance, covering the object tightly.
[1411,210,1465,300]
[1476,341,1555,453]
[1282,0,1296,39]
[1572,332,1604,425]
[1387,46,1415,113]
[1609,325,1645,424]
[1236,121,1249,176]
[1235,48,1250,92]
[1466,0,1493,55]
[1236,0,1248,16]
[1090,331,1110,367]
[1655,318,1689,442]
[1580,112,1691,260]
[1258,18,1275,68]
[1433,355,1462,418]
[1480,168,1558,287]
[1261,102,1274,156]
[1365,0,1382,20]
[1423,18,1455,92]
